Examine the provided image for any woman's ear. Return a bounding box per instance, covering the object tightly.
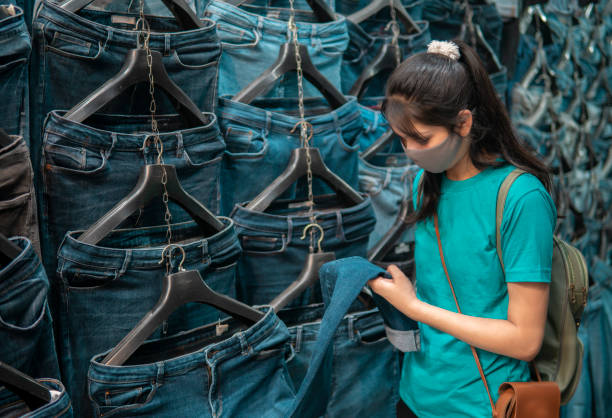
[454,109,473,137]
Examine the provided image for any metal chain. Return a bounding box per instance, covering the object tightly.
[288,0,317,252]
[138,0,174,271]
[387,0,401,66]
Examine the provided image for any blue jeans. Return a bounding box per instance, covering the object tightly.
[203,0,348,98]
[0,136,41,255]
[0,379,72,417]
[0,237,60,381]
[54,219,241,417]
[230,195,375,308]
[341,20,430,100]
[334,0,425,31]
[216,96,362,215]
[39,110,224,276]
[0,5,30,141]
[87,306,296,417]
[30,0,221,185]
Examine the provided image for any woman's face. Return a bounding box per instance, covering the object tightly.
[392,109,473,151]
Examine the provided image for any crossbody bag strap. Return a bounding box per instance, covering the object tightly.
[433,213,497,417]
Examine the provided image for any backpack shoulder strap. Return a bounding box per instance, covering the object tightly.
[495,168,527,272]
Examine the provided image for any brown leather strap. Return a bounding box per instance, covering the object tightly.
[434,213,497,416]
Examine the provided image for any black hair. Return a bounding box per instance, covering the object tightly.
[381,39,552,223]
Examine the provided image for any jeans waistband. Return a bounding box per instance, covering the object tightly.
[206,0,348,40]
[0,237,40,294]
[0,5,26,39]
[358,105,388,133]
[43,111,220,152]
[347,19,429,53]
[57,218,239,271]
[231,195,374,237]
[279,303,383,336]
[359,158,418,183]
[36,0,218,51]
[217,96,362,137]
[88,306,288,381]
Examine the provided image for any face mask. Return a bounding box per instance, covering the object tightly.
[401,132,470,173]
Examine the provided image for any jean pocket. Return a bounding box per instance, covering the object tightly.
[223,126,268,160]
[172,43,220,70]
[214,21,259,48]
[241,233,287,255]
[0,56,27,85]
[43,142,108,175]
[183,137,225,168]
[89,382,157,417]
[59,259,119,289]
[45,30,103,61]
[0,277,48,332]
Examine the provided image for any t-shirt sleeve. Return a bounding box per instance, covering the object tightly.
[412,169,424,211]
[500,175,557,283]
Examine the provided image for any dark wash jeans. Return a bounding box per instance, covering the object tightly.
[87,307,296,417]
[39,110,224,276]
[0,379,73,417]
[0,237,60,381]
[0,5,30,140]
[216,96,362,215]
[29,0,221,184]
[54,219,241,417]
[230,195,376,308]
[203,0,348,99]
[0,136,41,255]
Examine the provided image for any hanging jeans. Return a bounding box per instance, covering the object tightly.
[29,0,221,185]
[54,219,241,417]
[0,237,60,381]
[341,20,430,101]
[203,0,348,98]
[0,379,72,417]
[216,96,362,215]
[0,136,41,255]
[0,5,30,141]
[39,110,225,276]
[334,0,425,32]
[230,195,375,308]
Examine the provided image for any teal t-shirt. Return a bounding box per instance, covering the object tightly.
[399,164,556,418]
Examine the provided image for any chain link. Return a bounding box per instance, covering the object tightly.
[139,0,174,270]
[288,0,317,252]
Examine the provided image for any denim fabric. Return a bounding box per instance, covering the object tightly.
[203,0,348,98]
[87,307,295,417]
[0,379,72,417]
[358,156,419,249]
[561,263,612,418]
[341,19,430,99]
[0,237,60,380]
[0,5,29,140]
[230,195,375,308]
[54,219,241,417]
[422,0,503,62]
[30,0,221,185]
[216,96,362,215]
[334,0,425,32]
[39,110,224,276]
[0,136,41,255]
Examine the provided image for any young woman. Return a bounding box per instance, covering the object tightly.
[368,40,557,418]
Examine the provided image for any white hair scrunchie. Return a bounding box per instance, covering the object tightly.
[427,40,460,60]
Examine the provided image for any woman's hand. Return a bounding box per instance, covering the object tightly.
[368,264,420,318]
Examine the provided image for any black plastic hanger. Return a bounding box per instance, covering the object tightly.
[359,130,395,162]
[349,42,401,98]
[246,148,364,212]
[224,0,336,22]
[77,164,224,245]
[0,233,21,267]
[270,224,336,312]
[0,362,51,411]
[233,42,347,110]
[64,48,209,128]
[103,247,264,366]
[59,0,203,30]
[347,0,419,34]
[0,128,12,147]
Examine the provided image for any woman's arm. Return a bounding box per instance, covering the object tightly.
[368,265,549,362]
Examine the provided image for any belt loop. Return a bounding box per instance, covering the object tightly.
[118,249,131,278]
[140,135,151,164]
[103,28,113,50]
[311,24,316,48]
[348,316,356,341]
[176,132,184,158]
[286,217,293,246]
[201,240,211,266]
[335,211,345,241]
[155,362,165,385]
[106,132,117,159]
[239,332,251,356]
[294,325,303,353]
[264,111,271,137]
[164,33,171,56]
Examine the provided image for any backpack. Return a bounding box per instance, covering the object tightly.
[496,168,589,405]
